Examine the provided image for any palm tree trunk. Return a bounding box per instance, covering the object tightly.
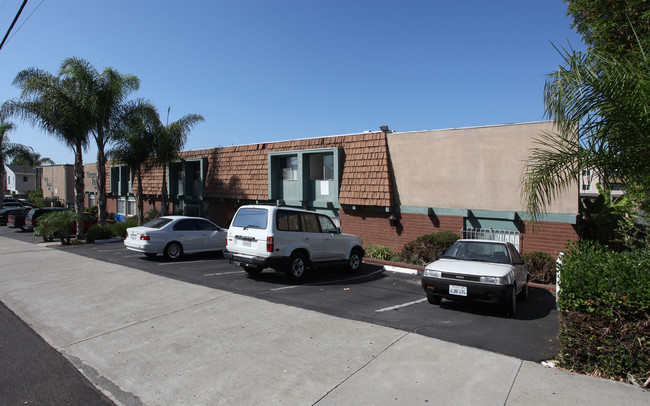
[73,142,85,239]
[97,147,108,225]
[136,166,145,225]
[161,164,168,216]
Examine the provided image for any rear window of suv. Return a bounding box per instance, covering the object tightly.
[232,208,268,229]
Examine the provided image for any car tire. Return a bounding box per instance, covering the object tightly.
[505,285,517,317]
[517,277,529,301]
[347,248,363,272]
[164,242,183,260]
[145,253,157,258]
[287,253,307,281]
[426,292,442,305]
[243,265,263,276]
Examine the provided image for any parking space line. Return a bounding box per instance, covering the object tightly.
[270,269,385,291]
[158,260,210,266]
[204,271,243,276]
[375,298,427,313]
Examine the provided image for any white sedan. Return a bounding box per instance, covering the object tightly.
[124,216,226,260]
[421,239,528,317]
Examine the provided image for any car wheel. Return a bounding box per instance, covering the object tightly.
[517,277,529,301]
[164,242,183,260]
[243,265,263,276]
[347,248,363,272]
[287,253,307,281]
[426,292,442,305]
[505,285,517,317]
[145,253,157,258]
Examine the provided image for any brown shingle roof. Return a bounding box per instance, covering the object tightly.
[123,132,395,207]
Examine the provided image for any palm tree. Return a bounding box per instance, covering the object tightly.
[4,67,92,237]
[11,149,55,167]
[521,48,650,224]
[108,100,158,225]
[0,120,31,209]
[58,57,140,225]
[154,112,204,216]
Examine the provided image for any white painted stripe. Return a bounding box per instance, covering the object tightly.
[158,260,210,266]
[375,298,427,312]
[204,271,243,276]
[270,269,385,291]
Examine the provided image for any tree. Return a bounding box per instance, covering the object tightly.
[154,112,204,216]
[11,148,55,167]
[109,100,158,225]
[522,48,649,224]
[0,120,31,209]
[4,66,91,237]
[58,57,140,225]
[565,0,650,58]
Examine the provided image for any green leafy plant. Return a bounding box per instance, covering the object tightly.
[27,188,46,208]
[110,216,138,239]
[580,183,638,249]
[145,207,159,220]
[364,244,394,261]
[521,251,556,284]
[557,240,650,383]
[399,231,459,265]
[35,210,78,245]
[85,224,116,243]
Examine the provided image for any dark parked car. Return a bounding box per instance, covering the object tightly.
[23,207,66,231]
[0,207,31,226]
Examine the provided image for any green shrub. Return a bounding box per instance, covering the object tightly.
[365,243,394,261]
[110,216,138,238]
[86,224,115,243]
[521,251,556,284]
[34,210,77,245]
[146,207,160,219]
[558,240,650,383]
[87,205,98,217]
[399,231,459,265]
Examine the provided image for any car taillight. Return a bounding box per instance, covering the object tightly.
[225,231,228,246]
[266,237,274,252]
[140,235,150,241]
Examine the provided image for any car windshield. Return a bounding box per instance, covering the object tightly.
[442,241,511,264]
[232,208,268,229]
[142,218,173,229]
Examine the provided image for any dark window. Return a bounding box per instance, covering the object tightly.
[232,208,268,229]
[276,210,301,232]
[195,219,218,231]
[174,219,197,231]
[318,215,338,233]
[302,213,320,233]
[143,218,173,229]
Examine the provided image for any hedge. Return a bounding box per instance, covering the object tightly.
[557,240,650,384]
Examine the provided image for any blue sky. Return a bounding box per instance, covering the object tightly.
[1,0,585,165]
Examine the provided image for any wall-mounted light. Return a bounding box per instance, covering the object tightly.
[388,213,398,227]
[380,125,390,133]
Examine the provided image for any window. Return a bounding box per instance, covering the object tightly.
[276,210,301,231]
[232,208,268,229]
[302,213,320,233]
[582,184,591,191]
[127,198,136,216]
[281,156,298,180]
[310,153,334,180]
[23,176,28,182]
[174,219,197,231]
[195,219,218,231]
[318,215,338,233]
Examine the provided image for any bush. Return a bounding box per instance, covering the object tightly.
[87,205,98,217]
[34,210,77,245]
[399,231,459,265]
[86,224,115,243]
[557,240,650,384]
[146,207,159,219]
[521,251,556,284]
[365,244,394,261]
[110,216,138,239]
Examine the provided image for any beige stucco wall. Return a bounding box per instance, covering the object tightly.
[386,122,578,214]
[39,164,75,206]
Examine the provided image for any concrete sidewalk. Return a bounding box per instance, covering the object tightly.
[1,236,647,405]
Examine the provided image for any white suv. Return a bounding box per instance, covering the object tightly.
[224,205,364,281]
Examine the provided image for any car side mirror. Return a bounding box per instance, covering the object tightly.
[513,259,525,265]
[336,227,342,234]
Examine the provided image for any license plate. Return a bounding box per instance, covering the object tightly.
[449,285,467,296]
[130,234,137,240]
[242,240,251,247]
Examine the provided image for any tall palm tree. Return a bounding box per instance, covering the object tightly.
[58,57,140,224]
[4,67,91,237]
[154,112,204,216]
[521,48,650,224]
[11,149,55,167]
[108,100,158,225]
[0,120,31,209]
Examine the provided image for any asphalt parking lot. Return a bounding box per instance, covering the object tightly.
[0,225,560,362]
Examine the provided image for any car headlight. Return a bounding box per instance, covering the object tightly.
[480,276,506,285]
[424,269,442,278]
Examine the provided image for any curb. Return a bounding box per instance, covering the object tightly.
[95,237,123,244]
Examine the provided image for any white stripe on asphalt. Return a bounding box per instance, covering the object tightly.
[270,269,385,291]
[204,271,243,276]
[375,298,427,312]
